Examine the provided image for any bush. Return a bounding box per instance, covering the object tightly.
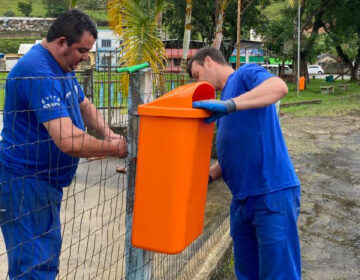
[17,2,33,17]
[3,11,15,17]
[0,38,39,54]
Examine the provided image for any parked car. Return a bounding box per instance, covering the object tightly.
[308,65,324,75]
[263,64,293,75]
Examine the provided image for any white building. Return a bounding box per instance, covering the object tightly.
[96,29,123,71]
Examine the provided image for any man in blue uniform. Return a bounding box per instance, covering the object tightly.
[188,47,301,279]
[0,10,127,279]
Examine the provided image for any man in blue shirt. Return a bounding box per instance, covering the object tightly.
[188,47,301,279]
[0,10,127,279]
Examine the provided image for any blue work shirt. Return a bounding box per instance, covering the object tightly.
[216,64,300,199]
[0,44,85,187]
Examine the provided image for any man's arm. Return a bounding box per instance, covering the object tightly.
[79,97,119,140]
[193,77,288,123]
[43,117,127,158]
[231,76,288,110]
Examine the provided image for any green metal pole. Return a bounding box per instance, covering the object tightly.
[117,63,149,74]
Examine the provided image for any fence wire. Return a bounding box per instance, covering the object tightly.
[0,50,231,280]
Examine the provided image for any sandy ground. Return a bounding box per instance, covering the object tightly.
[282,113,360,280]
[213,112,360,280]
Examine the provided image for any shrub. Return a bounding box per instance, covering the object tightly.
[3,11,15,17]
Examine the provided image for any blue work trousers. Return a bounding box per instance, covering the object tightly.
[230,186,301,280]
[0,171,63,280]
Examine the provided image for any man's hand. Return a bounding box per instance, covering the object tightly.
[104,131,127,157]
[111,137,127,158]
[192,99,236,123]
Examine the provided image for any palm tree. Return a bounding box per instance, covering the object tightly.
[108,0,167,89]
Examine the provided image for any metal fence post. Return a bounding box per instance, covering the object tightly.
[107,56,112,125]
[82,67,94,101]
[125,68,153,280]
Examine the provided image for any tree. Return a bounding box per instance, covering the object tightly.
[17,2,32,17]
[68,0,77,9]
[44,0,67,17]
[212,0,234,49]
[108,0,167,92]
[163,0,217,43]
[163,0,269,49]
[180,0,193,76]
[320,0,360,81]
[255,0,338,80]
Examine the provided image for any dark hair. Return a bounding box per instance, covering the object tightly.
[46,9,98,46]
[187,46,228,78]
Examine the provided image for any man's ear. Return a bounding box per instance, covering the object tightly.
[204,56,212,67]
[55,37,68,52]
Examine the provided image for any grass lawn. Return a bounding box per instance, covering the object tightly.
[0,0,47,17]
[282,79,360,117]
[0,0,107,23]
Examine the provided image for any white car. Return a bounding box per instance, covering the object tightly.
[308,65,324,75]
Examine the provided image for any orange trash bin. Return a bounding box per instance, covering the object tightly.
[132,82,215,254]
[299,76,305,91]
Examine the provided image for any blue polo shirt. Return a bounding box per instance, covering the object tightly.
[0,44,85,187]
[216,64,300,199]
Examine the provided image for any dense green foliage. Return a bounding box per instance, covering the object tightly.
[17,2,33,16]
[43,0,67,17]
[0,38,39,54]
[3,10,15,17]
[163,0,271,45]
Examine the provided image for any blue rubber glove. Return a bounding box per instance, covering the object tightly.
[192,99,237,123]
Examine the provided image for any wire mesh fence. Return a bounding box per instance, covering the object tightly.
[0,48,231,279]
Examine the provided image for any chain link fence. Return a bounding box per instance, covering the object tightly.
[0,50,232,279]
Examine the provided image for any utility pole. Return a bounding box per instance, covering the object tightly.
[236,0,242,69]
[297,1,301,96]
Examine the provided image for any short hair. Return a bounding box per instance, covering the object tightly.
[187,46,228,78]
[46,9,98,46]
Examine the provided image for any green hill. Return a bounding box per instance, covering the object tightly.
[0,0,107,23]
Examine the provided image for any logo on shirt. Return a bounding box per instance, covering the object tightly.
[65,91,72,100]
[42,95,61,109]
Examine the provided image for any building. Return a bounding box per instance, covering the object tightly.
[18,44,35,55]
[4,53,21,71]
[228,40,265,66]
[163,39,205,73]
[0,53,5,70]
[96,29,123,71]
[165,49,199,73]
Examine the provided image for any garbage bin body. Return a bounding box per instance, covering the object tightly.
[325,75,334,82]
[299,76,305,91]
[132,82,215,254]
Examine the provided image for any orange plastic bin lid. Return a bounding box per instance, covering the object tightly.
[137,82,215,118]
